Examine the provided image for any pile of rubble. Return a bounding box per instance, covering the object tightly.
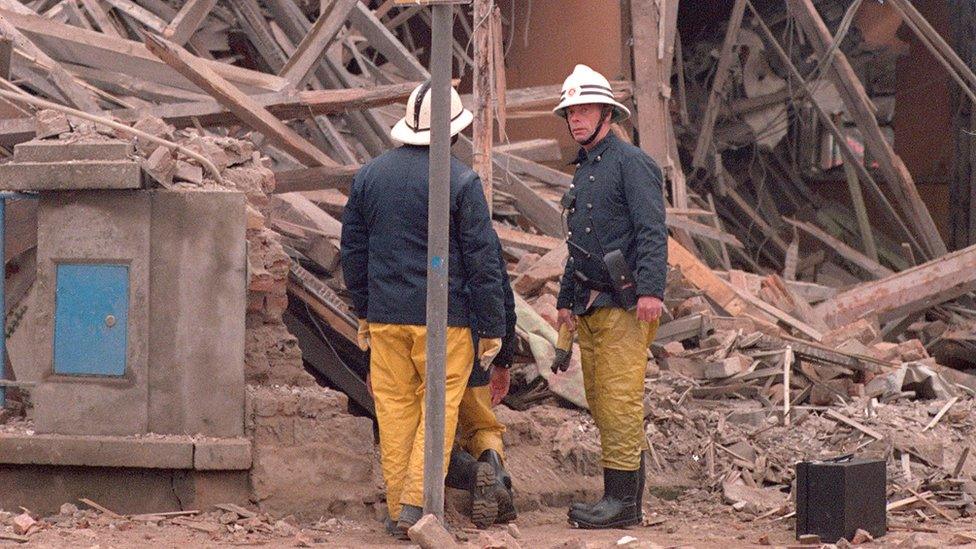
[0,0,974,540]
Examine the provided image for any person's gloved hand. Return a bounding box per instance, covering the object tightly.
[477,338,502,370]
[357,319,371,351]
[489,366,510,406]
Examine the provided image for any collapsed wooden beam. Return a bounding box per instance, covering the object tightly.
[788,0,947,258]
[162,0,217,46]
[145,34,335,167]
[691,0,746,169]
[0,13,101,112]
[0,8,287,94]
[0,81,416,145]
[272,165,360,195]
[785,218,893,280]
[279,0,358,89]
[814,242,976,328]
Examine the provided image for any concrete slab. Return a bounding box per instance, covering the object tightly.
[0,432,193,468]
[33,190,151,436]
[193,438,252,470]
[147,190,247,438]
[13,140,133,163]
[0,160,142,190]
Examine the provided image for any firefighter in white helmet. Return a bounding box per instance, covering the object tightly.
[552,64,667,529]
[341,81,506,538]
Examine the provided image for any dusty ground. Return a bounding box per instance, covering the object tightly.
[5,498,976,548]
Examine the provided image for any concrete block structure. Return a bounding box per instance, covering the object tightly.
[31,189,247,438]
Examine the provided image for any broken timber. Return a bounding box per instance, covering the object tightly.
[788,0,947,258]
[145,34,335,167]
[814,242,976,328]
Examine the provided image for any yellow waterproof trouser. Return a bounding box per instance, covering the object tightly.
[369,323,474,520]
[577,308,659,471]
[457,385,506,460]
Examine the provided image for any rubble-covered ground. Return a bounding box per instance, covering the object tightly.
[3,373,975,548]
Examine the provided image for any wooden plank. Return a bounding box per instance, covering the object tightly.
[0,12,101,112]
[922,396,959,432]
[77,0,121,37]
[492,150,572,188]
[0,8,288,94]
[0,82,412,145]
[64,61,213,103]
[0,35,9,80]
[272,164,359,194]
[102,0,165,31]
[271,193,342,239]
[668,236,753,317]
[278,0,357,89]
[824,409,884,440]
[814,242,976,327]
[162,0,216,45]
[145,34,334,167]
[493,139,561,163]
[346,1,427,80]
[265,0,392,157]
[472,0,494,209]
[691,0,746,169]
[785,218,893,280]
[63,0,94,30]
[842,159,879,262]
[456,134,565,237]
[630,0,681,174]
[228,0,290,72]
[717,165,789,255]
[493,223,562,254]
[732,283,825,341]
[788,0,947,258]
[707,194,732,270]
[666,214,744,248]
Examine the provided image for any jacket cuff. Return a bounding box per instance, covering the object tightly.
[636,284,664,300]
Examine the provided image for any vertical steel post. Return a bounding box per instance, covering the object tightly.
[422,3,454,521]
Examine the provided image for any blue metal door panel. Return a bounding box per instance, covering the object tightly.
[53,264,129,376]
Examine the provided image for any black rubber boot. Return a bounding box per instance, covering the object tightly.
[479,449,518,523]
[569,453,645,515]
[445,447,498,528]
[393,504,423,540]
[635,453,646,520]
[567,468,640,529]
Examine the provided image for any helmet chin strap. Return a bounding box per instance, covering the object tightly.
[569,106,614,147]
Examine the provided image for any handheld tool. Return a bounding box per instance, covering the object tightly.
[551,324,574,373]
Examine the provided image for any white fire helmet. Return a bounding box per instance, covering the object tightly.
[391,81,474,145]
[552,64,630,123]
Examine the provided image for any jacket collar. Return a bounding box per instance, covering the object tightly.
[573,133,617,165]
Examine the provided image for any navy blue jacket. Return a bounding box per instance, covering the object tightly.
[341,145,506,338]
[469,239,517,387]
[556,134,667,315]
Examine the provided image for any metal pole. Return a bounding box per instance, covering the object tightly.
[422,3,454,520]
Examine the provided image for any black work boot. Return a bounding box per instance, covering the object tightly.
[570,453,645,515]
[567,468,641,529]
[479,449,518,523]
[393,503,423,540]
[446,447,498,528]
